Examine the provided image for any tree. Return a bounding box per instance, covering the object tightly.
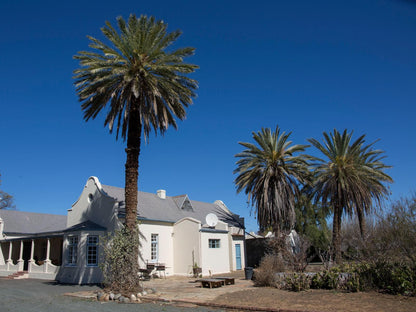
[294,193,330,261]
[234,126,309,235]
[74,14,198,232]
[0,173,14,209]
[308,129,392,263]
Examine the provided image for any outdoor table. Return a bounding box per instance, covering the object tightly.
[197,278,223,288]
[213,277,235,285]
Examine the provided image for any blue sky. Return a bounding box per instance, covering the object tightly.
[0,0,415,233]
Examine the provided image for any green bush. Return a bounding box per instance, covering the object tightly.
[285,273,311,291]
[311,267,341,290]
[100,226,143,293]
[365,261,416,296]
[310,261,416,296]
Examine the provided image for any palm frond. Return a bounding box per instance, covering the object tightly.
[73,14,198,141]
[234,126,309,233]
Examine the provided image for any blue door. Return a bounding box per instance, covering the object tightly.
[235,244,242,270]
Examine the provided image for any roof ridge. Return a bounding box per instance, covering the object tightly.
[172,194,187,198]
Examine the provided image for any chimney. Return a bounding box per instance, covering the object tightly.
[157,189,166,199]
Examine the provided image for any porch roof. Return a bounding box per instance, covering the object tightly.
[0,210,67,235]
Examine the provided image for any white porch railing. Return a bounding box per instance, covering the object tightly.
[29,262,44,273]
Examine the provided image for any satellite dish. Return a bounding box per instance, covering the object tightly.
[206,213,218,227]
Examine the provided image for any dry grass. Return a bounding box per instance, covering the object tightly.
[213,287,416,312]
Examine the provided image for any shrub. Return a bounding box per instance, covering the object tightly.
[100,226,143,293]
[310,261,416,296]
[267,233,311,272]
[310,267,341,290]
[254,256,416,296]
[365,261,416,296]
[253,253,285,287]
[285,273,312,291]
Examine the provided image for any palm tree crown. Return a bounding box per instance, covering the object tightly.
[74,14,198,139]
[308,129,393,262]
[74,14,198,230]
[234,126,309,234]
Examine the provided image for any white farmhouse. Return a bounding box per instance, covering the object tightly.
[0,176,246,284]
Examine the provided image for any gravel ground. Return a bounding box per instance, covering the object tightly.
[0,279,223,312]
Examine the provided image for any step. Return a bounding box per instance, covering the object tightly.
[6,271,29,279]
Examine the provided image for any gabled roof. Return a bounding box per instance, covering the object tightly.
[101,184,240,227]
[0,210,67,235]
[172,195,194,211]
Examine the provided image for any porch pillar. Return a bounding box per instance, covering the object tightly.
[18,240,24,271]
[6,241,13,271]
[28,239,35,272]
[44,238,51,273]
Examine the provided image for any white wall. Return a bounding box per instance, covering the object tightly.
[200,232,230,276]
[68,177,120,230]
[56,230,103,284]
[173,218,201,275]
[138,221,174,276]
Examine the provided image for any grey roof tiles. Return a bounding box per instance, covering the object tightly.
[0,210,67,235]
[101,184,235,225]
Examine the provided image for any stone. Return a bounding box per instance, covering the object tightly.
[122,297,130,303]
[130,294,137,302]
[136,292,142,297]
[142,290,147,296]
[114,293,121,300]
[102,294,110,302]
[150,288,157,294]
[109,292,115,300]
[96,292,104,300]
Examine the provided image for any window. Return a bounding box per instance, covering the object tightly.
[151,234,158,261]
[67,236,78,265]
[209,239,220,248]
[86,235,99,266]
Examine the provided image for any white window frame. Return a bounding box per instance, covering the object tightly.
[86,235,99,266]
[151,234,159,261]
[208,239,220,249]
[67,236,78,266]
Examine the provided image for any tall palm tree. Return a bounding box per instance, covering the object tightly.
[308,129,393,263]
[74,14,198,231]
[234,126,310,235]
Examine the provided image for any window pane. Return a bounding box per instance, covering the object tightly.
[86,235,98,266]
[67,236,78,265]
[151,234,158,261]
[209,239,220,248]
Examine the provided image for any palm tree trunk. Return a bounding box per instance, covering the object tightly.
[332,205,342,263]
[357,209,366,238]
[124,107,141,231]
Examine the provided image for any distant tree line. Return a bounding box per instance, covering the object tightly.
[0,173,14,209]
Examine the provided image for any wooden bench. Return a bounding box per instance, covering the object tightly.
[213,277,235,285]
[197,278,223,288]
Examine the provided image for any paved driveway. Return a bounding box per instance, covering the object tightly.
[0,279,222,312]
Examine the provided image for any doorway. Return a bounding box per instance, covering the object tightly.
[22,241,31,271]
[235,244,242,270]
